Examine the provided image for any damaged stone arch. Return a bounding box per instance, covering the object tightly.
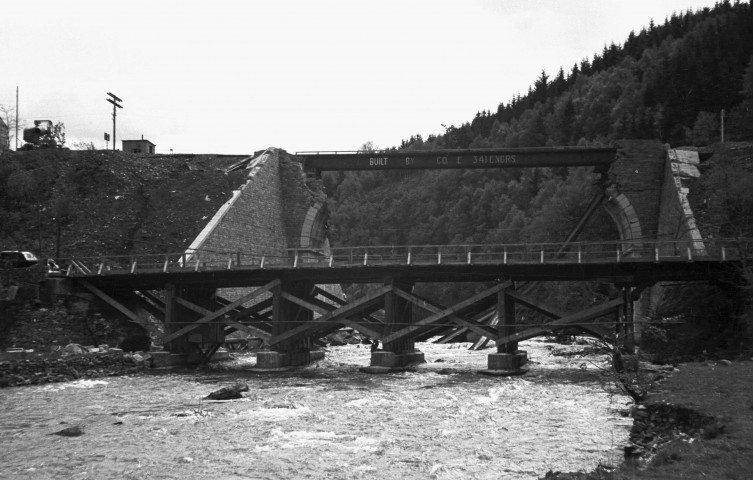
[602,184,644,246]
[299,199,330,252]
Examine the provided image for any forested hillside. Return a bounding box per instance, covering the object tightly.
[326,0,753,251]
[324,1,753,355]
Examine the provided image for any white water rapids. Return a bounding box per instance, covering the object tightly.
[0,339,633,479]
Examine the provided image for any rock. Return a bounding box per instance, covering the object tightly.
[204,383,249,400]
[325,330,351,346]
[52,425,84,437]
[62,344,86,356]
[142,352,154,367]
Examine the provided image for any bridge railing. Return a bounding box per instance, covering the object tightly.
[61,249,293,277]
[304,239,747,267]
[58,238,751,277]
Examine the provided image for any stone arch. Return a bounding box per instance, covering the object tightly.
[602,184,644,251]
[299,200,329,251]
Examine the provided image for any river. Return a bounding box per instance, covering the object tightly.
[0,338,633,479]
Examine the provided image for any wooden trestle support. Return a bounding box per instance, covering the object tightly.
[74,273,636,371]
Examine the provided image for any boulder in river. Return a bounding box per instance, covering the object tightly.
[204,383,249,400]
[52,425,84,437]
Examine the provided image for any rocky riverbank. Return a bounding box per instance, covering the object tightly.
[544,359,753,480]
[0,346,149,387]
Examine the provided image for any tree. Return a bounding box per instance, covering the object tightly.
[742,54,753,100]
[689,111,718,145]
[38,122,65,148]
[73,140,97,150]
[358,141,378,153]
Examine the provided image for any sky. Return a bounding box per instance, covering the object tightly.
[1,0,723,155]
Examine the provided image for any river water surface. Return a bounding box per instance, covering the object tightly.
[0,339,633,479]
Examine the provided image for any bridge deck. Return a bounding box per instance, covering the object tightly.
[64,240,744,289]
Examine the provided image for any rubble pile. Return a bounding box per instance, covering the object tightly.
[626,402,721,457]
[0,345,150,387]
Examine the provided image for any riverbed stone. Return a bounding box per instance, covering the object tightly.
[204,383,249,400]
[52,425,84,437]
[62,344,86,356]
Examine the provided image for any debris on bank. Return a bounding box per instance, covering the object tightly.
[0,344,150,387]
[625,402,722,459]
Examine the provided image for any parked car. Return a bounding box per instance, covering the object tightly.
[0,251,39,268]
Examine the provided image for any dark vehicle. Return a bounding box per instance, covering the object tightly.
[0,251,39,268]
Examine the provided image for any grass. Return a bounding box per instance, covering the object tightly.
[621,360,753,479]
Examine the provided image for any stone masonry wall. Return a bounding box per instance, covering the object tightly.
[612,140,668,241]
[184,148,333,302]
[656,149,705,254]
[186,148,289,266]
[646,148,707,319]
[280,154,327,251]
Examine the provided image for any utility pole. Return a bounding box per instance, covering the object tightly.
[106,92,122,151]
[15,86,19,150]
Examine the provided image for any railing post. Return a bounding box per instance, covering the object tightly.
[687,247,692,261]
[655,247,659,262]
[467,248,472,265]
[66,264,73,276]
[294,251,299,268]
[438,248,442,265]
[227,256,233,270]
[98,259,105,275]
[617,247,621,262]
[329,254,334,267]
[578,245,582,264]
[260,255,266,269]
[130,258,137,274]
[722,247,727,261]
[363,251,368,266]
[194,257,201,271]
[407,248,412,265]
[504,247,508,265]
[163,256,169,273]
[540,249,544,263]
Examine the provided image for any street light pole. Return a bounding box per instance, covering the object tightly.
[106,92,122,151]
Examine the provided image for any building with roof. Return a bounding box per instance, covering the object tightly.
[0,117,9,152]
[122,136,155,154]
